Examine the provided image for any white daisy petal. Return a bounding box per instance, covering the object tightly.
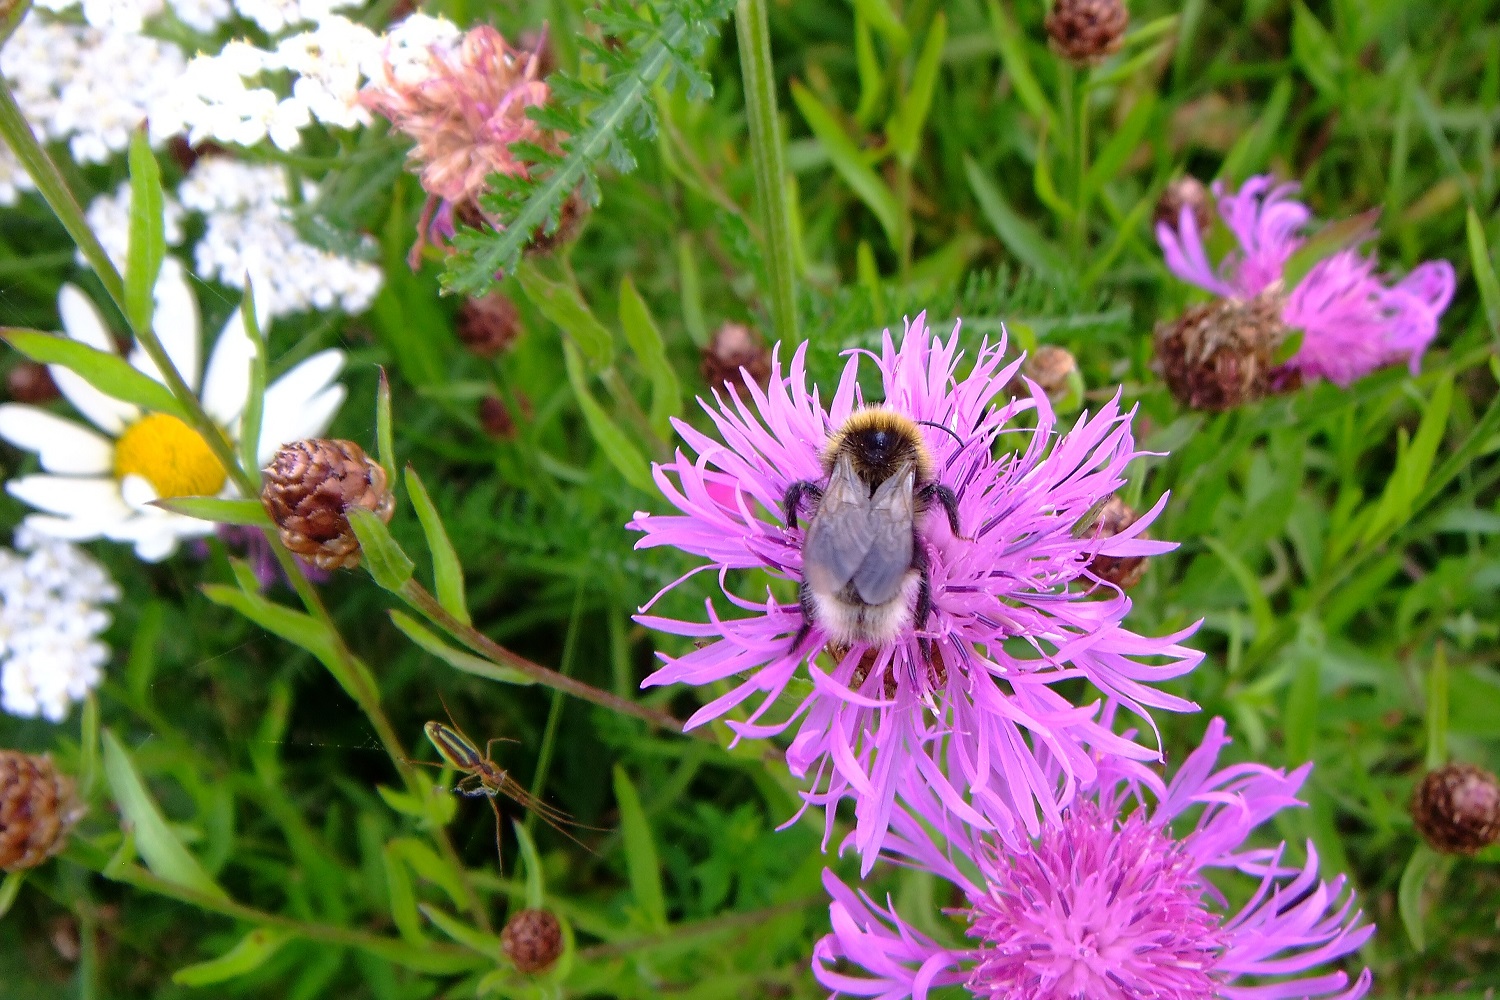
[128,525,182,562]
[200,307,256,425]
[257,383,345,464]
[133,259,202,390]
[0,405,114,474]
[8,474,131,523]
[118,473,158,511]
[264,349,345,410]
[54,285,139,434]
[19,513,110,542]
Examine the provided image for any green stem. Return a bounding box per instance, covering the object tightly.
[525,584,584,836]
[736,0,800,345]
[1072,72,1090,257]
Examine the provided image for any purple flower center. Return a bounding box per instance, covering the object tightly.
[966,805,1226,1000]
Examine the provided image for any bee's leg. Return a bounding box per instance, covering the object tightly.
[782,480,823,530]
[918,482,965,538]
[792,577,816,653]
[913,544,933,664]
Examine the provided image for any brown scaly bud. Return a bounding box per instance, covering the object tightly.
[457,292,522,357]
[1045,0,1129,65]
[1155,176,1213,235]
[1153,292,1294,411]
[1022,345,1082,407]
[1,751,85,872]
[702,322,772,390]
[1411,763,1500,855]
[6,362,59,404]
[502,907,563,973]
[1083,496,1148,589]
[261,439,394,571]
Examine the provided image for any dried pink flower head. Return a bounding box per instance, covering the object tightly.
[816,719,1374,1000]
[360,24,553,266]
[1156,175,1454,388]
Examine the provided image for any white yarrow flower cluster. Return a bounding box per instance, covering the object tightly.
[0,528,119,722]
[179,158,383,317]
[0,15,185,165]
[234,0,359,34]
[32,0,230,33]
[83,181,186,270]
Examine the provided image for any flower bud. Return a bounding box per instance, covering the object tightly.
[1411,762,1500,855]
[6,362,59,404]
[261,439,395,571]
[502,907,563,973]
[457,293,522,358]
[1154,293,1292,411]
[1083,496,1148,589]
[1155,176,1213,236]
[701,322,771,390]
[1022,345,1083,409]
[1045,0,1129,65]
[1,751,85,872]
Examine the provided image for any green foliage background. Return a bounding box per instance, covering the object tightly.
[0,0,1498,996]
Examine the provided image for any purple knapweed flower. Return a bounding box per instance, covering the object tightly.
[1157,175,1454,387]
[814,718,1374,1000]
[629,315,1201,870]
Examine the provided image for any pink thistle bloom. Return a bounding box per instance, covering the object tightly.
[360,24,552,266]
[629,315,1202,870]
[815,718,1374,1000]
[1157,175,1454,387]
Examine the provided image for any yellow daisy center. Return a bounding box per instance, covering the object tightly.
[113,414,227,499]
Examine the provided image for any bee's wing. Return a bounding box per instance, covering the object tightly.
[802,452,876,595]
[851,464,916,605]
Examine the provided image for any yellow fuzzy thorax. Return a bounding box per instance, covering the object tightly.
[113,413,227,500]
[820,407,935,485]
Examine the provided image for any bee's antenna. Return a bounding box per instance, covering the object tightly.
[915,419,964,446]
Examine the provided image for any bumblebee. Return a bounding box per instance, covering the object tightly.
[783,408,963,650]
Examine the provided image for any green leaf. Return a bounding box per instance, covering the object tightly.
[125,130,166,334]
[675,234,708,348]
[1291,1,1342,96]
[1362,373,1453,544]
[987,0,1052,126]
[237,281,266,477]
[404,467,469,626]
[0,871,24,920]
[1202,538,1275,640]
[561,341,655,493]
[790,82,902,251]
[1466,208,1500,342]
[102,729,227,901]
[515,262,614,372]
[618,277,681,436]
[851,0,908,52]
[388,610,534,686]
[1085,92,1156,191]
[1398,844,1439,951]
[419,904,498,955]
[511,820,546,909]
[376,367,397,487]
[148,497,270,526]
[1219,78,1292,184]
[886,13,946,167]
[381,840,428,944]
[1283,634,1322,766]
[853,11,883,125]
[964,156,1068,280]
[3,328,189,421]
[201,585,342,675]
[1426,645,1449,770]
[172,928,294,986]
[385,837,469,912]
[348,508,415,592]
[612,765,667,932]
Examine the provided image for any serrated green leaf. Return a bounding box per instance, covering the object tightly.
[790,82,902,251]
[987,0,1052,126]
[102,729,227,901]
[964,156,1068,280]
[612,765,666,932]
[3,328,189,421]
[1466,208,1500,342]
[388,610,533,686]
[149,497,270,526]
[516,263,614,372]
[618,277,681,436]
[348,508,415,591]
[125,130,166,334]
[172,928,294,986]
[404,468,469,625]
[561,341,654,493]
[886,13,946,167]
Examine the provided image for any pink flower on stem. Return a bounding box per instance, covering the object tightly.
[360,25,552,266]
[815,718,1374,1000]
[630,315,1201,870]
[1156,175,1454,387]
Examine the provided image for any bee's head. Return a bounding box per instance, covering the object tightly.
[822,408,933,487]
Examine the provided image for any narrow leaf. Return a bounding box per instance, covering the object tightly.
[238,280,266,477]
[1291,1,1342,96]
[404,467,469,625]
[420,904,498,955]
[1203,537,1275,640]
[149,497,270,526]
[1466,208,1500,341]
[0,871,24,920]
[987,0,1053,126]
[125,130,166,334]
[376,367,397,487]
[511,820,546,909]
[562,342,655,493]
[1426,645,1449,770]
[200,585,342,675]
[1398,844,1438,951]
[388,610,534,686]
[1085,92,1157,190]
[102,729,227,900]
[790,82,902,251]
[852,0,908,51]
[886,13,947,167]
[618,276,682,436]
[172,928,294,986]
[1219,79,1292,184]
[3,328,188,421]
[516,263,614,371]
[348,508,415,592]
[964,156,1068,279]
[612,766,667,932]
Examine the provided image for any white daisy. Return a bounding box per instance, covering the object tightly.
[0,258,347,562]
